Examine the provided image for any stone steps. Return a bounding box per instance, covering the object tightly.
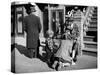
[83,48,97,53]
[92,13,97,17]
[89,22,97,25]
[82,48,97,57]
[88,26,97,31]
[88,8,97,31]
[90,20,97,23]
[83,41,97,54]
[84,36,95,41]
[83,7,97,55]
[84,41,97,49]
[88,28,97,31]
[91,17,97,20]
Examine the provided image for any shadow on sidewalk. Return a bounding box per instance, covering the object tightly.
[11,43,54,70]
[11,43,33,58]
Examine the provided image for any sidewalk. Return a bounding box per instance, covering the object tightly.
[11,48,97,73]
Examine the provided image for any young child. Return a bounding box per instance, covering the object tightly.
[44,32,62,70]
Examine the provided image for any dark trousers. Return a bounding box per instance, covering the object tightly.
[27,40,40,58]
[27,48,36,58]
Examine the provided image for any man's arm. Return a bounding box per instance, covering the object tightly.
[38,17,42,33]
[23,17,27,32]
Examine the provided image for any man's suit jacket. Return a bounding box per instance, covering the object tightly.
[24,14,41,49]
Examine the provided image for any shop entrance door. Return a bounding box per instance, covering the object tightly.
[50,8,64,36]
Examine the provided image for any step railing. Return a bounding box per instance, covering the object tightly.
[83,6,94,36]
[81,6,94,51]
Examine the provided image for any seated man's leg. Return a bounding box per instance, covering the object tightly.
[71,41,79,64]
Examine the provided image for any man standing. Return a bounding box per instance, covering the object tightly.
[24,3,41,58]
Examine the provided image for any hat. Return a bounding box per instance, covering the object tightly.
[24,2,36,14]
